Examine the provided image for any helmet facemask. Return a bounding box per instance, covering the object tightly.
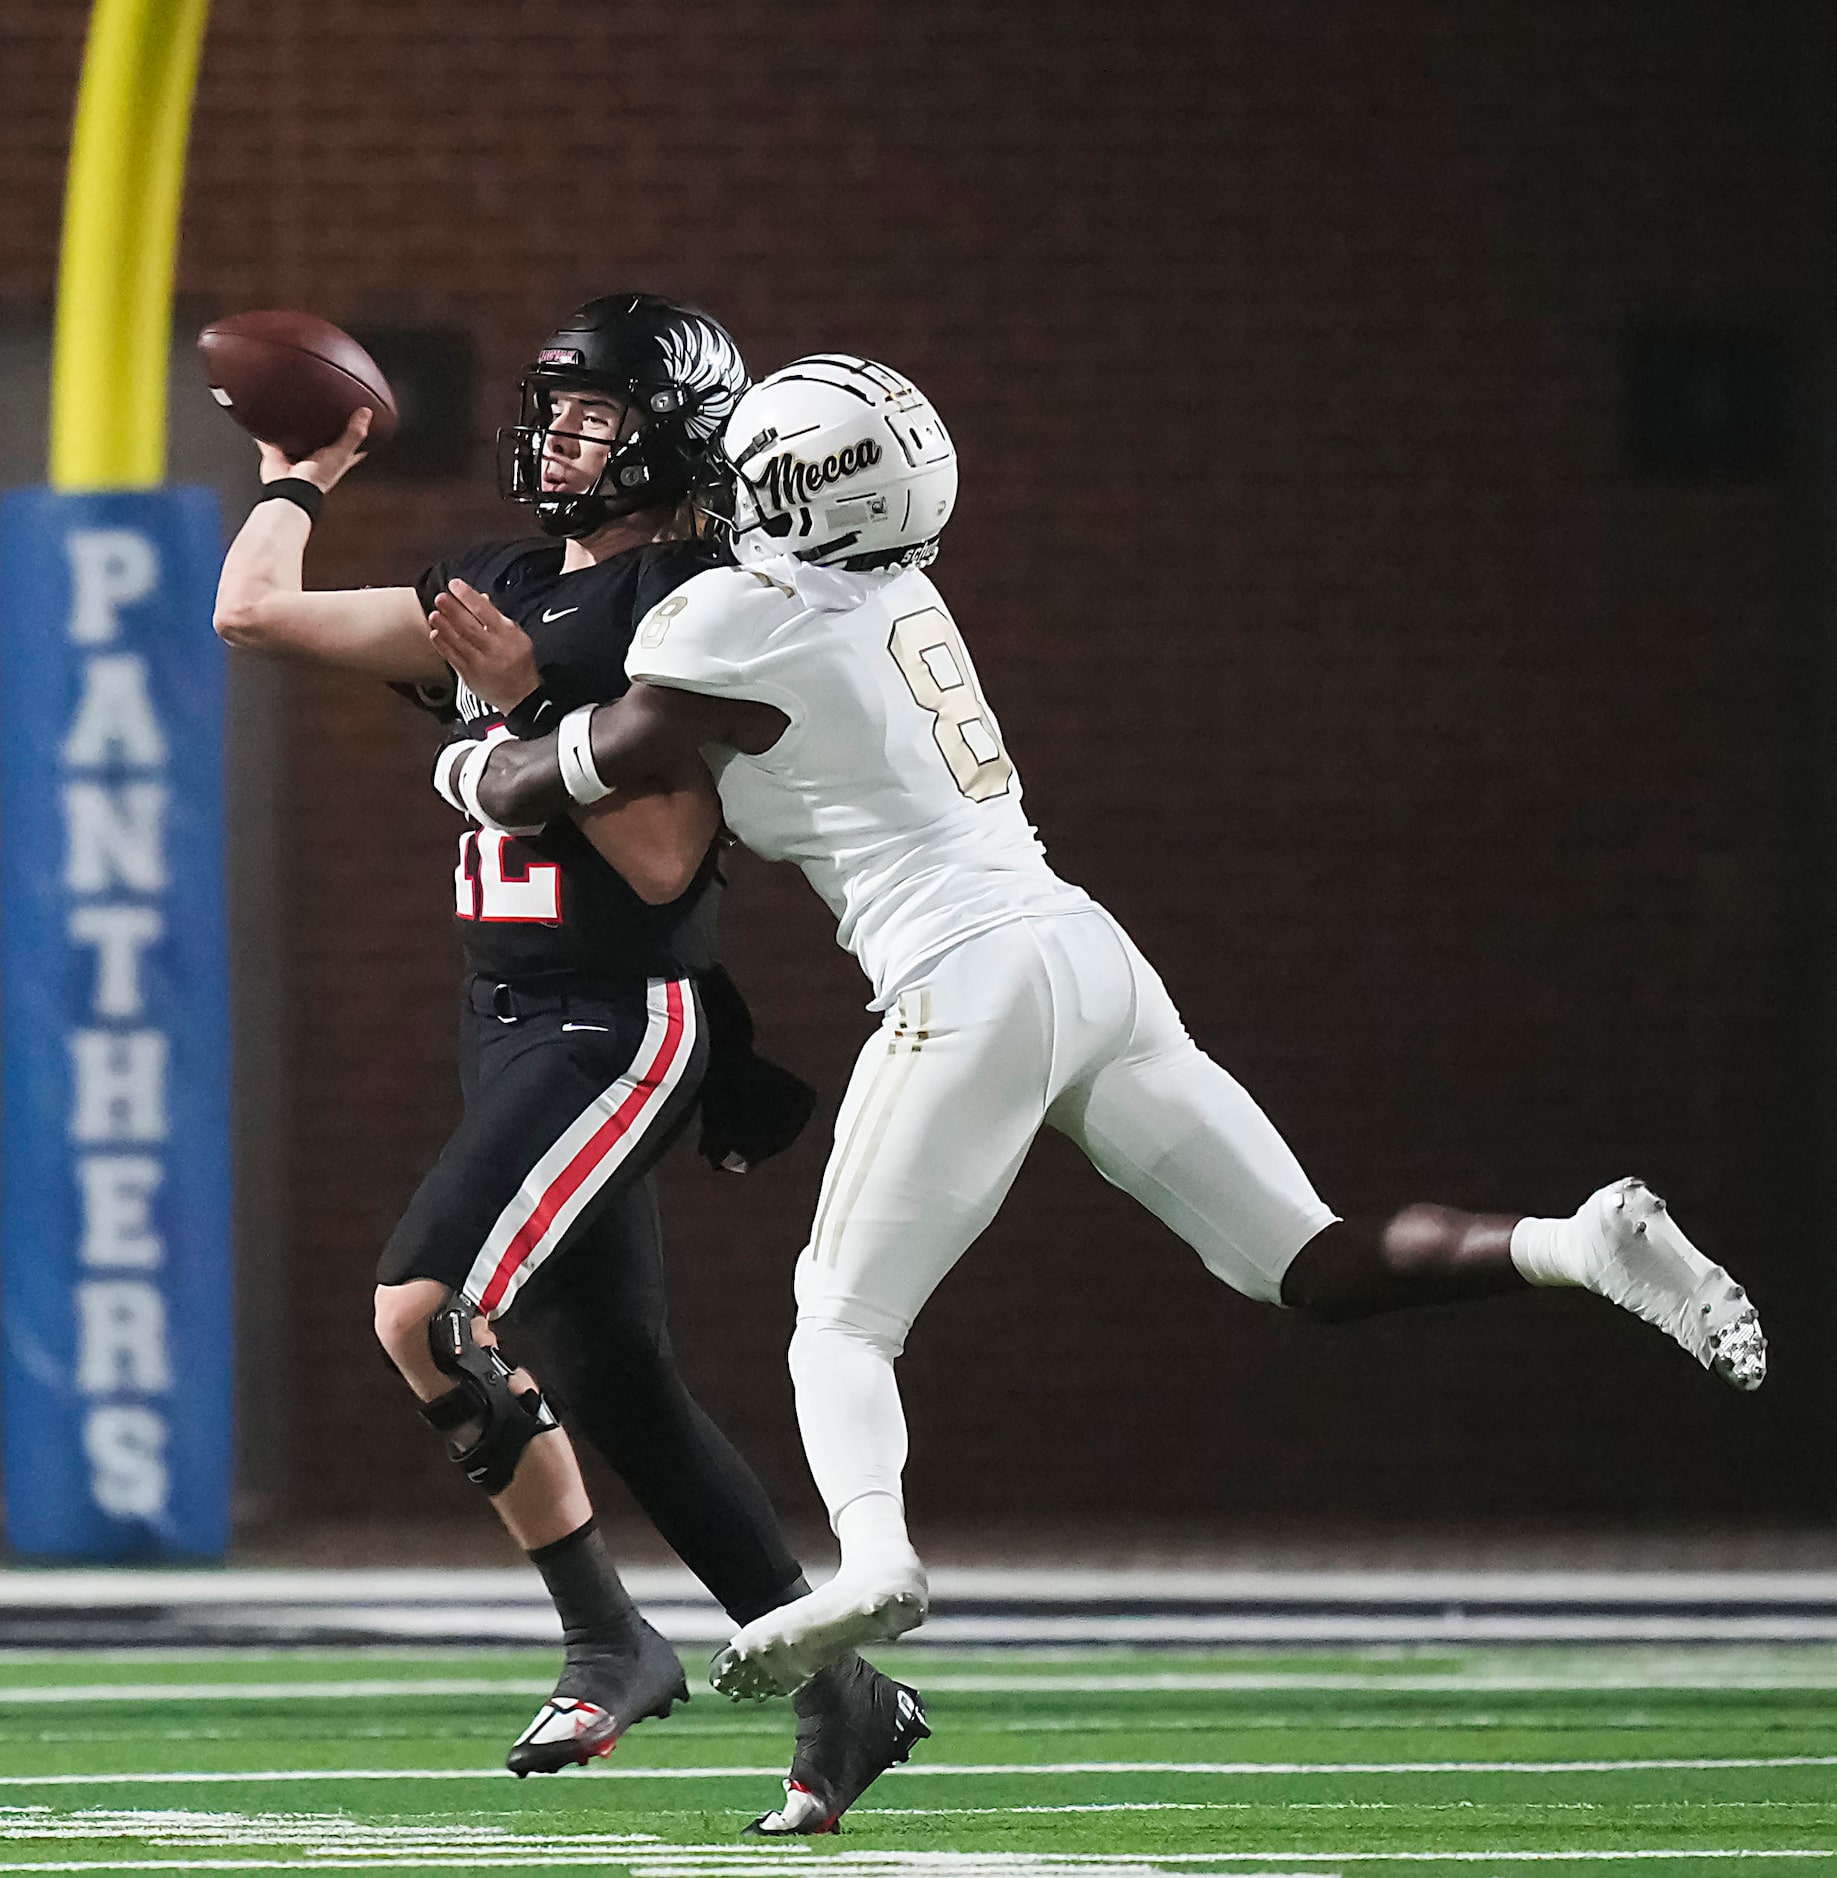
[499,296,748,540]
[499,377,687,540]
[724,464,797,559]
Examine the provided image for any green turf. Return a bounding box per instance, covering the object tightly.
[1,1645,1834,1874]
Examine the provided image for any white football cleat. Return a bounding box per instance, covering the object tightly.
[711,1559,930,1701]
[1574,1178,1767,1391]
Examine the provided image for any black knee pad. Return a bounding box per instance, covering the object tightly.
[419,1303,559,1495]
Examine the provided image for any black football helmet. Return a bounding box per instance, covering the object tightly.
[498,293,748,539]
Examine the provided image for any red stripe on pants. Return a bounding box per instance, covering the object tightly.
[475,979,688,1314]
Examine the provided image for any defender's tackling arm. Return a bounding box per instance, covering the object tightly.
[427,582,788,826]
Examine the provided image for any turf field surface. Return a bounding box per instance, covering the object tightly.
[0,1645,1833,1874]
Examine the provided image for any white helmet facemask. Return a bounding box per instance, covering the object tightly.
[722,355,958,574]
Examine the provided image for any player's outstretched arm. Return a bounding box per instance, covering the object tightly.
[213,409,440,681]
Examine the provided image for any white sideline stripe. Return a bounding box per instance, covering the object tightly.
[11,1613,1837,1648]
[11,1668,1837,1704]
[5,1566,1837,1606]
[919,1671,1837,1692]
[1,1753,1834,1787]
[908,1619,1837,1644]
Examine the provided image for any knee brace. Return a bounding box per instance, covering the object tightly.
[419,1303,559,1495]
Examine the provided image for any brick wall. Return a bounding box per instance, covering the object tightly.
[3,0,1832,1538]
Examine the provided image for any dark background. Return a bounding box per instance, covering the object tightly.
[4,0,1833,1552]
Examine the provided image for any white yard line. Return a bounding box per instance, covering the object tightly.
[1,1754,1834,1788]
[0,1680,554,1706]
[0,1814,1831,1872]
[868,1802,1826,1816]
[0,1849,1833,1871]
[915,1672,1837,1693]
[0,1864,729,1873]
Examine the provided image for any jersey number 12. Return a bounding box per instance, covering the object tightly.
[888,606,1014,802]
[454,831,561,923]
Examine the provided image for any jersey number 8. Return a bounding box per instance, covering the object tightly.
[888,606,1014,802]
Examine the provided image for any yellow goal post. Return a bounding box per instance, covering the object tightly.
[48,0,212,491]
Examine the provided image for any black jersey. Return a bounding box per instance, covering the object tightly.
[414,536,723,984]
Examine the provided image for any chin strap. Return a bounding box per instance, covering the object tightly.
[733,546,887,612]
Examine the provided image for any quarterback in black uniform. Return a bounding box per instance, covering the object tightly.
[212,295,926,1831]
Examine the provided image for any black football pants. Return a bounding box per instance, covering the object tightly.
[378,974,803,1627]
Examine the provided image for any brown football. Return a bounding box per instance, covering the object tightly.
[198,310,399,461]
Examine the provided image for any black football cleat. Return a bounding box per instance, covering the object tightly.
[744,1657,929,1836]
[507,1623,689,1776]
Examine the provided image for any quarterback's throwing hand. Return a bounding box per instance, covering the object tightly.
[429,579,542,713]
[258,406,372,493]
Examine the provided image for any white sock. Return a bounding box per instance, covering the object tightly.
[788,1317,913,1569]
[835,1492,918,1581]
[1510,1213,1585,1288]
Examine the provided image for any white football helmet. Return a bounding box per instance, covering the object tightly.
[722,355,957,570]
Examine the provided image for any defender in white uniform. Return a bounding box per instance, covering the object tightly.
[434,355,1768,1717]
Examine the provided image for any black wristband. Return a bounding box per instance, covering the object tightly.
[256,478,326,522]
[505,683,562,739]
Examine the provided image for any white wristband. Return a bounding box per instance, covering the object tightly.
[557,704,614,805]
[431,739,472,815]
[444,726,544,836]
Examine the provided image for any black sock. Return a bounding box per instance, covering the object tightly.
[729,1572,811,1627]
[794,1651,870,1716]
[528,1518,640,1650]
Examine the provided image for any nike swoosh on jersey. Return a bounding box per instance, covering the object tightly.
[542,606,580,622]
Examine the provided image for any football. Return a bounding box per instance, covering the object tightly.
[198,309,399,461]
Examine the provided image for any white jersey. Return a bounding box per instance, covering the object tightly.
[625,558,1089,1006]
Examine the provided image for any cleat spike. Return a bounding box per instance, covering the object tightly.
[711,1562,928,1699]
[1570,1180,1767,1392]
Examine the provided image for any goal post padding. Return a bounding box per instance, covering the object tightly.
[0,0,231,1559]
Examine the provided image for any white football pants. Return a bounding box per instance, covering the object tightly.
[789,906,1337,1536]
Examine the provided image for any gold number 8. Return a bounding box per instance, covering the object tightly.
[888,606,1014,802]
